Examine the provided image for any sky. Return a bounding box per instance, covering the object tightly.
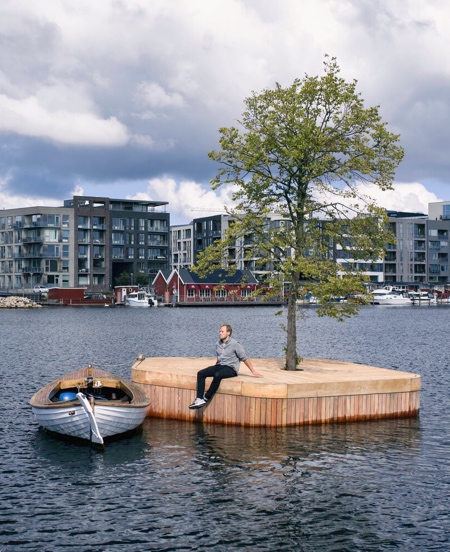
[1,0,449,224]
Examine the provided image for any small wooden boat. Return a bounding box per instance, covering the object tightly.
[30,365,151,446]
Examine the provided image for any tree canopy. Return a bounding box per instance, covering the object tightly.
[195,56,404,370]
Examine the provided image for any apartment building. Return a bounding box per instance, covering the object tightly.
[176,205,450,287]
[170,223,194,271]
[189,213,291,279]
[0,195,170,292]
[385,207,450,286]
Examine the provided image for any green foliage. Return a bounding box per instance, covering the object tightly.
[115,271,131,285]
[135,274,149,286]
[196,56,404,369]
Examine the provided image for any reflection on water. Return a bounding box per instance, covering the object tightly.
[1,306,449,551]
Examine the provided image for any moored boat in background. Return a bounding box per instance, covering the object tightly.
[124,290,156,307]
[370,286,412,306]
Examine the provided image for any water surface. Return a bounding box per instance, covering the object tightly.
[0,305,449,551]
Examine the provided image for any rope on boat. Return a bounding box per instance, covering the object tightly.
[86,355,146,369]
[55,355,146,373]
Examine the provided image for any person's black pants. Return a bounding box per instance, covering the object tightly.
[196,364,237,400]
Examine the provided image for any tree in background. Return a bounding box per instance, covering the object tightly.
[194,57,404,370]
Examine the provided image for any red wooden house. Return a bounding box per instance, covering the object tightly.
[152,268,260,304]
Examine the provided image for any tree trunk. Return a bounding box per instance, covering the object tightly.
[285,290,300,370]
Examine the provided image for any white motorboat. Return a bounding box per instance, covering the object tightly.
[370,286,412,306]
[124,290,156,307]
[408,291,436,304]
[30,365,151,446]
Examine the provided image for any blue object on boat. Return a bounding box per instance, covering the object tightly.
[59,391,78,401]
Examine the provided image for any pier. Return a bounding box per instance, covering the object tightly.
[131,356,420,426]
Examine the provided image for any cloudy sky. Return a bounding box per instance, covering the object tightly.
[1,0,449,224]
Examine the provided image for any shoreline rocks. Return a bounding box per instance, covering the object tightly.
[0,296,42,308]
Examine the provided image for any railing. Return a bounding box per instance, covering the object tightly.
[176,295,284,304]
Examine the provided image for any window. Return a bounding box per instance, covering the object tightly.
[78,230,89,243]
[78,245,88,257]
[149,219,167,231]
[62,245,69,258]
[45,260,58,272]
[199,288,211,298]
[44,244,60,256]
[93,246,104,258]
[93,231,104,243]
[126,247,134,259]
[77,216,89,228]
[44,229,59,242]
[215,289,227,297]
[148,235,168,246]
[187,288,195,297]
[112,232,124,245]
[47,214,60,227]
[112,218,124,230]
[92,217,104,228]
[112,247,123,259]
[93,275,105,285]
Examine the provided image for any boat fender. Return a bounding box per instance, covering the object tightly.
[59,391,78,401]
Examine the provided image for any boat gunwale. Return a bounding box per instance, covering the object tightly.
[30,366,150,409]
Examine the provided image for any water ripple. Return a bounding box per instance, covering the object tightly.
[1,306,450,550]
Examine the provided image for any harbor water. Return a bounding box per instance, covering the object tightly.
[0,304,449,551]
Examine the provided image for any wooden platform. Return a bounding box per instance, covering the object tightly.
[131,357,421,426]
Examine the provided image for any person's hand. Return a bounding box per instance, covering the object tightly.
[252,372,263,377]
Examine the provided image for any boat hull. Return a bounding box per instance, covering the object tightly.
[371,297,412,305]
[125,299,151,307]
[30,366,150,445]
[31,403,149,441]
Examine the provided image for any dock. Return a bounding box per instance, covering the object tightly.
[131,357,420,426]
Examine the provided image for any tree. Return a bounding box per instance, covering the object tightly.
[135,274,149,287]
[115,271,131,286]
[195,56,404,370]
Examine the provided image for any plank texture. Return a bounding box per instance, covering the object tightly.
[132,357,421,426]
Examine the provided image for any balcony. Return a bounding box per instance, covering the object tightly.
[21,267,43,273]
[23,237,43,243]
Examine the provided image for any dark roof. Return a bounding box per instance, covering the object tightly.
[178,268,258,285]
[387,210,427,219]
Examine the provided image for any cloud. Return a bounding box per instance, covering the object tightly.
[0,94,129,146]
[125,178,441,225]
[135,82,185,109]
[128,177,237,222]
[0,174,67,209]
[361,182,441,214]
[1,0,450,219]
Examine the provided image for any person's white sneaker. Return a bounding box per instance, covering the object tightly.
[189,397,206,409]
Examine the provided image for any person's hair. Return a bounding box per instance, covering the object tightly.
[220,324,232,336]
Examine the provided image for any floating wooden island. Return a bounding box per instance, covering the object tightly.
[131,356,420,427]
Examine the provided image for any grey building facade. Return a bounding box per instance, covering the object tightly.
[0,195,170,292]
